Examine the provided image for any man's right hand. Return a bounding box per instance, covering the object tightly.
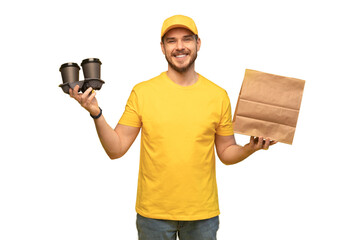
[69,85,100,116]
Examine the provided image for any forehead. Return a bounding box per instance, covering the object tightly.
[164,27,194,39]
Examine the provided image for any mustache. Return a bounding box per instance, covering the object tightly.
[172,50,190,56]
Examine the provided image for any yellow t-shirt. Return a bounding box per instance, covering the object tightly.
[119,72,234,221]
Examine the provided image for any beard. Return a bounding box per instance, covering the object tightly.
[165,49,198,73]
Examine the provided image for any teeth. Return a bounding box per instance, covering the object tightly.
[175,55,186,58]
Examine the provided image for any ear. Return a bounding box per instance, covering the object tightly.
[196,37,201,52]
[161,41,165,55]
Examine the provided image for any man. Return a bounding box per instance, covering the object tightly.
[70,15,276,240]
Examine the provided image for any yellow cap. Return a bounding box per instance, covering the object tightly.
[161,15,198,38]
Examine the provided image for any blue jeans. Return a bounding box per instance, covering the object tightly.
[136,214,219,240]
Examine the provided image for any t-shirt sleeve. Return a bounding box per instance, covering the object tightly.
[216,91,234,136]
[118,89,142,127]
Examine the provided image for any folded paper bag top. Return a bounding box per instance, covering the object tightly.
[233,69,305,144]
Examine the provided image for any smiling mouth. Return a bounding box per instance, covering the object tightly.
[172,51,189,58]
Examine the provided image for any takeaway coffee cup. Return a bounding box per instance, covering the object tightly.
[59,62,82,94]
[59,62,80,83]
[81,58,102,79]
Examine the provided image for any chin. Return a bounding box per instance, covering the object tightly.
[166,55,197,73]
[171,63,193,73]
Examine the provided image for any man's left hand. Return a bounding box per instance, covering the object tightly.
[246,136,277,152]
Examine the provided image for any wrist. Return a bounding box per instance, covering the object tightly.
[90,107,102,119]
[243,144,256,155]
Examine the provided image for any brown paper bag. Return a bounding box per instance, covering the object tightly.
[233,69,305,144]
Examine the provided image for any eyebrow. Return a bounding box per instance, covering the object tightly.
[165,35,194,41]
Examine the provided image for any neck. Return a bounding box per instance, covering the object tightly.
[166,65,198,87]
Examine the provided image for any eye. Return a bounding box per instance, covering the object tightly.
[183,36,193,42]
[166,39,176,44]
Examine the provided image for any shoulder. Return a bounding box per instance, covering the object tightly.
[132,73,164,92]
[199,74,229,97]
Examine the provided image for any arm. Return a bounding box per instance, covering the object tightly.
[215,134,277,165]
[94,118,140,160]
[69,86,140,160]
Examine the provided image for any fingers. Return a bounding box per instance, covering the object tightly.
[256,136,264,149]
[87,89,96,102]
[69,85,96,109]
[250,136,255,146]
[69,85,81,102]
[81,87,93,99]
[251,136,276,151]
[263,138,271,150]
[80,87,94,106]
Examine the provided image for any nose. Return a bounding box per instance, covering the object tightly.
[176,39,185,50]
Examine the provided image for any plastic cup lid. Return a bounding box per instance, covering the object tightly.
[59,62,80,71]
[81,58,102,66]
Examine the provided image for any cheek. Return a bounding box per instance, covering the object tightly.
[186,43,197,52]
[163,46,173,56]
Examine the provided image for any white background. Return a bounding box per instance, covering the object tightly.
[1,0,359,239]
